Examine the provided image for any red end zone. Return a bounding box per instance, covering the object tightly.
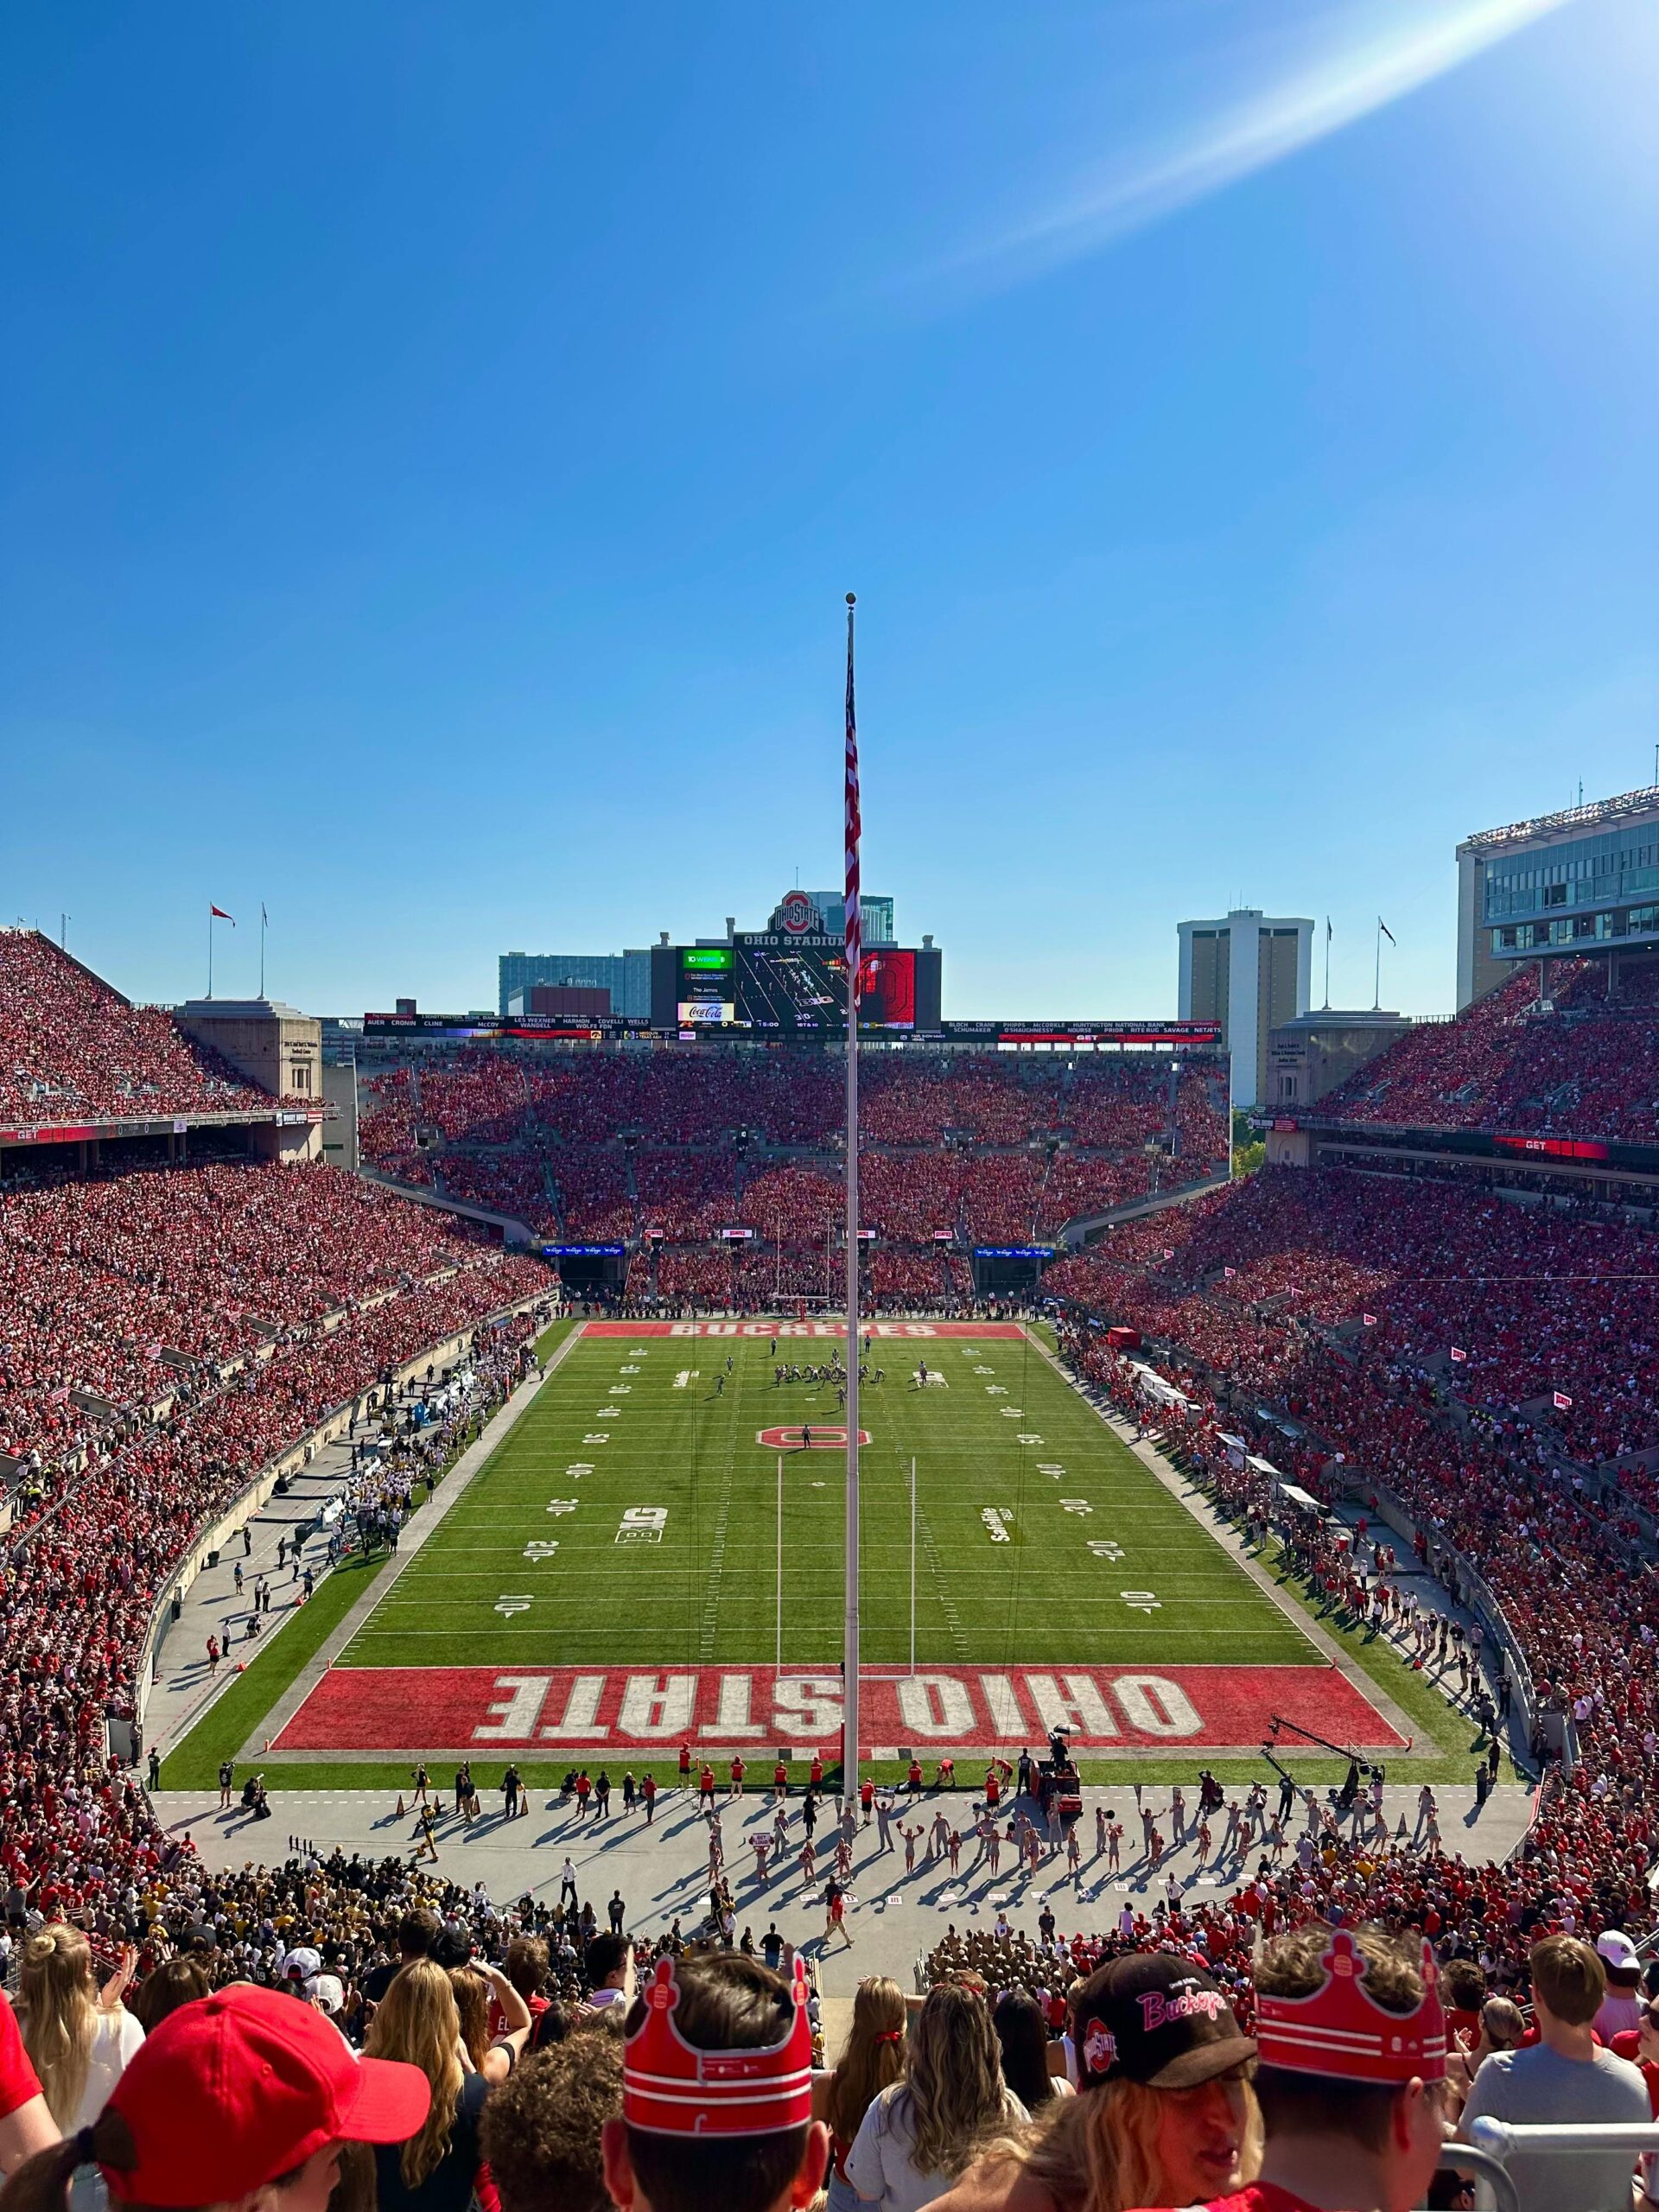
[581,1321,1027,1338]
[276,1662,1404,1755]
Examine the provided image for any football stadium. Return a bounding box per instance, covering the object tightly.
[6,9,1658,2207]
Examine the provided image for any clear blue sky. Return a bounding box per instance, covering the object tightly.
[3,1,1656,1018]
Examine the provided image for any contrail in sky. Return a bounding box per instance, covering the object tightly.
[929,0,1573,295]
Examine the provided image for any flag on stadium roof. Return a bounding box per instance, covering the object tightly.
[210,904,235,923]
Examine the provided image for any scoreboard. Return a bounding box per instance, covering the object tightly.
[652,938,938,1032]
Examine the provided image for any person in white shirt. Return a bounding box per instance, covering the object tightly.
[844,1985,1027,2212]
[16,1924,144,2133]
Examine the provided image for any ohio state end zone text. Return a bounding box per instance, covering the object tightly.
[276,1662,1403,1755]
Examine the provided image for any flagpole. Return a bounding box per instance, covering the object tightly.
[1374,918,1382,1012]
[777,1453,784,1671]
[1324,919,1332,1011]
[207,909,213,1001]
[259,906,267,999]
[842,591,861,1793]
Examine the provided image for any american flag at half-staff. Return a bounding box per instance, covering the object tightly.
[845,594,861,987]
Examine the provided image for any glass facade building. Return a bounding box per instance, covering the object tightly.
[803,893,894,945]
[1455,788,1659,1006]
[498,950,652,1018]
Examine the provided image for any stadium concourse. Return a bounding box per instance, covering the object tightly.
[7,925,1659,2194]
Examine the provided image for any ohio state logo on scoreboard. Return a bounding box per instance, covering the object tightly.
[774,891,822,936]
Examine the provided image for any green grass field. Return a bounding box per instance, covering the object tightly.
[335,1326,1317,1671]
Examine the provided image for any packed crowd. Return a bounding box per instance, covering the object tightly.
[3,1893,1655,2212]
[1048,1176,1659,1974]
[0,1159,546,1482]
[359,1046,1229,1301]
[0,932,268,1122]
[0,1142,552,1975]
[1047,1162,1659,1467]
[1320,953,1659,1145]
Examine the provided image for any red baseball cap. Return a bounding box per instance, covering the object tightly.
[102,1985,430,2205]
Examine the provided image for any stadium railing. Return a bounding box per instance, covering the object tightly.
[1464,2114,1659,2209]
[1357,1473,1539,1753]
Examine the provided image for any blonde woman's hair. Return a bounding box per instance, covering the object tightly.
[365,1959,465,2187]
[825,1976,907,2146]
[1005,2072,1262,2212]
[896,1983,1007,2183]
[449,1968,492,2070]
[18,1924,98,2129]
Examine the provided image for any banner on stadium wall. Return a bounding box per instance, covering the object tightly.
[275,1662,1405,1755]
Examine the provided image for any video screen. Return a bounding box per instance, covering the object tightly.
[676,946,735,1026]
[736,944,917,1031]
[858,948,916,1029]
[738,944,846,1030]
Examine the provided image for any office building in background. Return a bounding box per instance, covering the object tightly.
[1178,909,1313,1109]
[803,893,894,946]
[498,949,652,1019]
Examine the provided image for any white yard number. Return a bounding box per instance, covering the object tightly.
[620,1364,642,1374]
[973,1364,995,1375]
[1088,1540,1126,1560]
[494,1594,532,1617]
[1000,1408,1023,1419]
[545,1498,579,1516]
[582,1433,611,1444]
[1121,1589,1162,1611]
[609,1384,632,1395]
[617,1506,668,1546]
[523,1540,560,1561]
[1015,1433,1043,1446]
[567,1463,594,1478]
[1058,1498,1093,1516]
[985,1383,1007,1395]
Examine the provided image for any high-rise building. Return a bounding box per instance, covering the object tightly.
[804,893,894,945]
[1456,785,1659,1008]
[498,950,652,1019]
[1177,910,1313,1110]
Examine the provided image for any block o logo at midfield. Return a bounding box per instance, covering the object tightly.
[757,1426,871,1450]
[777,890,818,935]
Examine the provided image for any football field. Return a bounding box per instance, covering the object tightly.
[270,1323,1408,1760]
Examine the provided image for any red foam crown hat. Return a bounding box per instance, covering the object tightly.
[624,1955,814,2137]
[1255,1929,1446,2086]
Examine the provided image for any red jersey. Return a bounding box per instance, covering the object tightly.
[0,1994,40,2122]
[1611,2030,1659,2116]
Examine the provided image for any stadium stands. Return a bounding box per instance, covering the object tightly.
[1318,956,1659,1144]
[0,930,269,1121]
[358,1046,1229,1299]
